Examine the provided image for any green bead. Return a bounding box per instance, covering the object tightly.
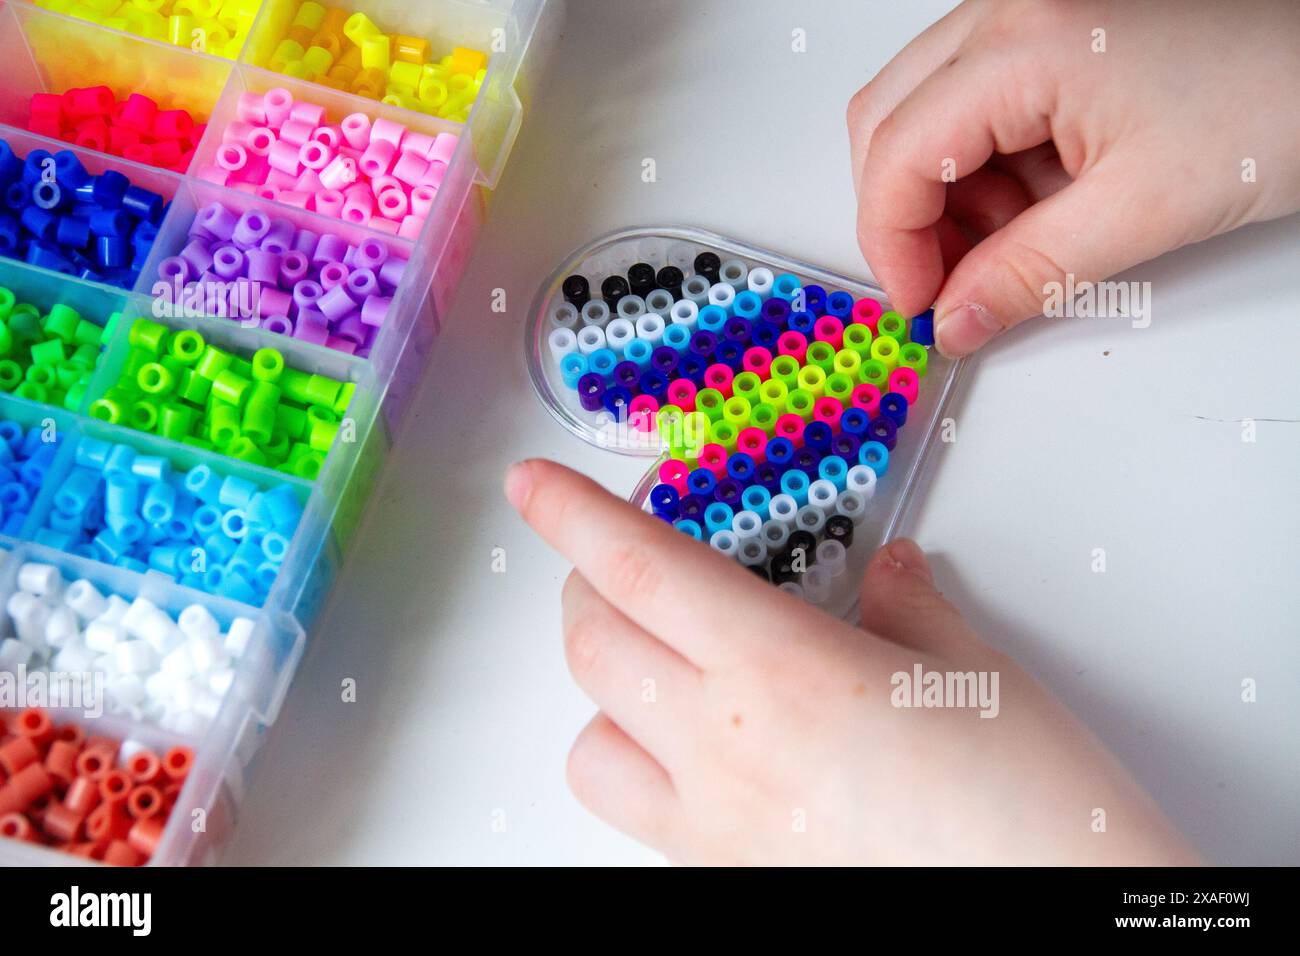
[750,402,778,434]
[15,381,47,402]
[786,388,815,421]
[209,404,241,446]
[128,318,169,354]
[195,345,231,380]
[291,450,325,480]
[168,329,206,365]
[63,384,85,411]
[178,368,212,404]
[806,341,836,375]
[124,348,153,378]
[137,363,175,395]
[842,323,873,357]
[0,287,14,321]
[332,381,355,414]
[275,403,308,439]
[226,437,268,464]
[858,359,889,391]
[259,432,291,462]
[70,343,99,368]
[722,396,751,430]
[159,403,194,441]
[770,355,800,391]
[25,364,57,388]
[251,347,285,382]
[42,304,80,343]
[899,342,928,377]
[655,406,685,454]
[305,405,337,425]
[707,418,737,453]
[278,368,312,405]
[241,381,280,443]
[833,348,861,379]
[180,436,215,451]
[129,398,160,432]
[0,359,21,391]
[304,373,342,407]
[103,312,122,342]
[694,387,725,422]
[52,359,82,388]
[731,371,761,406]
[0,323,13,357]
[73,319,103,347]
[825,373,855,405]
[8,309,42,342]
[88,397,124,423]
[307,417,339,452]
[876,311,907,342]
[228,357,255,379]
[210,369,251,406]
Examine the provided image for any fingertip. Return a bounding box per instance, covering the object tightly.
[504,458,536,513]
[864,537,934,587]
[934,302,1002,358]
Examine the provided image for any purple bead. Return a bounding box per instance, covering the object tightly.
[327,336,357,355]
[157,256,190,282]
[317,283,355,322]
[354,237,388,271]
[378,255,406,290]
[260,218,294,253]
[245,248,281,285]
[180,238,214,274]
[292,314,329,345]
[261,315,293,335]
[334,313,366,344]
[318,261,349,290]
[361,295,390,327]
[211,246,245,280]
[233,208,271,248]
[345,267,379,299]
[292,279,323,313]
[296,306,327,328]
[279,250,310,285]
[312,233,347,267]
[196,202,237,241]
[227,277,258,320]
[291,228,318,255]
[256,285,292,319]
[356,346,371,359]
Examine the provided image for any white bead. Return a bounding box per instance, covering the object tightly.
[160,644,197,680]
[63,579,108,621]
[84,619,126,654]
[113,640,157,675]
[93,653,116,679]
[145,670,179,706]
[738,537,768,567]
[17,562,62,597]
[43,606,80,650]
[667,299,697,329]
[178,604,221,642]
[794,504,826,536]
[768,493,799,526]
[761,519,791,552]
[709,530,740,559]
[777,581,804,600]
[803,566,832,604]
[835,490,867,525]
[731,510,763,540]
[192,690,222,721]
[186,633,226,674]
[225,618,255,658]
[719,258,748,289]
[121,596,161,640]
[615,294,646,321]
[97,594,130,625]
[52,642,96,673]
[579,299,609,328]
[808,479,838,513]
[9,592,51,647]
[547,326,577,361]
[0,637,34,670]
[815,539,848,577]
[209,667,235,697]
[845,464,877,498]
[746,267,774,297]
[548,301,578,329]
[681,274,711,306]
[137,608,182,655]
[118,737,150,762]
[707,281,735,311]
[644,288,674,317]
[634,312,665,345]
[576,323,606,355]
[108,673,147,708]
[603,317,635,353]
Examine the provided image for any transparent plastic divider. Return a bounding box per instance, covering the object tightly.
[2,1,233,129]
[0,253,132,335]
[0,122,185,200]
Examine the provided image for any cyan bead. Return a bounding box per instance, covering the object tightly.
[184,464,223,504]
[780,469,810,507]
[141,481,176,523]
[131,455,171,483]
[74,437,113,469]
[193,505,224,538]
[218,474,257,509]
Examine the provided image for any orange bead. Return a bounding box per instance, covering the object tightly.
[99,770,133,805]
[319,7,348,35]
[327,63,359,84]
[162,746,194,782]
[64,776,101,817]
[0,812,35,842]
[351,68,385,98]
[127,785,163,820]
[102,839,143,867]
[84,736,121,763]
[14,709,54,749]
[68,841,101,859]
[54,723,86,749]
[86,802,131,843]
[0,763,52,813]
[288,24,316,48]
[392,34,429,63]
[310,30,342,60]
[337,44,362,69]
[0,736,39,777]
[42,802,86,843]
[127,816,165,858]
[44,740,80,787]
[75,748,113,781]
[125,750,163,785]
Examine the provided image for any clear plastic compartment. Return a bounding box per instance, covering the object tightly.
[527,227,966,622]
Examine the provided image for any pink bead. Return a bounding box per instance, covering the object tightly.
[257,286,292,318]
[737,427,768,462]
[319,155,358,191]
[233,153,269,183]
[246,127,276,156]
[375,188,408,220]
[279,118,315,147]
[369,117,405,149]
[324,335,357,355]
[628,394,660,432]
[341,187,372,225]
[311,125,342,149]
[401,131,435,158]
[255,185,279,201]
[742,346,772,380]
[288,101,325,128]
[665,377,697,412]
[658,459,689,495]
[702,364,734,398]
[340,112,370,149]
[293,315,329,345]
[267,139,302,175]
[366,218,398,235]
[318,261,349,290]
[314,189,345,217]
[419,162,447,189]
[295,168,324,193]
[118,93,158,133]
[850,383,882,418]
[391,150,428,186]
[298,140,333,171]
[409,185,436,217]
[851,297,883,332]
[814,315,843,351]
[235,92,266,125]
[338,145,363,163]
[262,88,294,129]
[358,139,395,179]
[265,167,298,189]
[428,132,458,166]
[277,190,311,209]
[812,397,843,431]
[216,143,248,171]
[222,120,256,144]
[369,174,400,196]
[397,215,425,240]
[197,164,230,185]
[887,367,919,405]
[230,181,258,194]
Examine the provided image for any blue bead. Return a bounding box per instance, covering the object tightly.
[19,205,57,241]
[89,207,131,237]
[714,339,744,371]
[649,483,679,519]
[21,150,51,187]
[760,297,791,326]
[0,213,19,253]
[713,478,744,510]
[765,436,795,469]
[52,150,89,189]
[686,467,717,498]
[740,484,771,521]
[677,354,708,386]
[649,346,678,377]
[34,527,73,549]
[637,369,669,403]
[673,518,703,541]
[0,420,23,448]
[31,180,63,211]
[96,235,127,269]
[601,385,632,416]
[560,352,588,389]
[725,452,756,483]
[55,215,91,248]
[801,284,826,314]
[794,445,822,478]
[878,392,908,428]
[755,462,782,494]
[832,433,862,463]
[677,493,711,522]
[92,170,130,208]
[788,311,816,336]
[780,469,809,507]
[703,501,734,537]
[121,185,163,221]
[826,291,854,320]
[840,407,870,438]
[19,443,57,488]
[0,141,21,184]
[696,304,728,334]
[803,421,833,455]
[750,321,781,351]
[54,467,99,516]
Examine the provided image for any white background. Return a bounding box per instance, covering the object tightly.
[225,0,1300,865]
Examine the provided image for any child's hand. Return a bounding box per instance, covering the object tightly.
[506,459,1197,865]
[847,0,1300,357]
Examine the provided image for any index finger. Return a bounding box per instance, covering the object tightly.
[505,458,815,669]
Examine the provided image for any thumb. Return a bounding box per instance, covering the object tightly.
[859,539,982,660]
[933,157,1171,357]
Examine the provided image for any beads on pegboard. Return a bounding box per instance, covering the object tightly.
[0,707,195,865]
[27,89,203,173]
[153,200,406,351]
[0,140,166,289]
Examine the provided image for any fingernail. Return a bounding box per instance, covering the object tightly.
[885,538,933,584]
[935,303,1001,357]
[504,460,531,512]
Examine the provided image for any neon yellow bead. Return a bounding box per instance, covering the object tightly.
[342,11,380,45]
[795,364,826,398]
[757,378,788,414]
[361,35,390,72]
[870,335,899,371]
[786,388,816,422]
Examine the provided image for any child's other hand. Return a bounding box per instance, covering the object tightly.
[847,0,1300,357]
[506,459,1197,865]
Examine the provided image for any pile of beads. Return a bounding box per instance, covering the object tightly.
[1,565,256,734]
[549,255,936,603]
[89,318,354,477]
[0,707,195,865]
[0,421,62,537]
[265,3,487,120]
[0,288,111,410]
[0,141,167,289]
[27,89,203,173]
[29,436,304,604]
[155,200,405,351]
[200,88,455,238]
[30,0,263,60]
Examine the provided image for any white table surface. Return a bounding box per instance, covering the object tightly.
[224,0,1300,866]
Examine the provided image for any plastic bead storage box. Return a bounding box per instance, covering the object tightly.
[0,0,560,865]
[527,228,965,622]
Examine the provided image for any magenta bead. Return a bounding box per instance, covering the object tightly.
[256,285,292,319]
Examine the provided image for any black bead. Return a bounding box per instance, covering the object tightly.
[655,265,684,300]
[747,562,771,583]
[694,251,721,284]
[562,274,590,309]
[787,530,817,565]
[600,274,630,307]
[824,515,854,549]
[769,549,799,585]
[627,262,656,297]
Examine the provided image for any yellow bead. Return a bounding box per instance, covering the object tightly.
[417,76,447,108]
[168,13,195,46]
[282,59,310,79]
[342,11,380,46]
[360,34,390,72]
[271,38,306,70]
[292,0,326,30]
[302,44,334,75]
[389,59,422,89]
